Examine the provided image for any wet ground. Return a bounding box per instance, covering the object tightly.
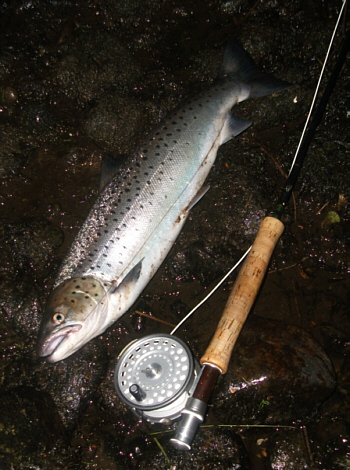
[0,0,349,469]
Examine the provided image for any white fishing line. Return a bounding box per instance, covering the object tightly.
[171,0,347,334]
[289,0,347,174]
[170,246,251,335]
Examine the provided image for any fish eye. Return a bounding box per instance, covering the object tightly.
[53,312,65,324]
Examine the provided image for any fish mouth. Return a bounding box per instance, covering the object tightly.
[38,324,82,361]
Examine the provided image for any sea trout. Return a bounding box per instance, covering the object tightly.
[37,39,289,362]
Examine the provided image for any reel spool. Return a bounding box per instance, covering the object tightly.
[114,334,200,424]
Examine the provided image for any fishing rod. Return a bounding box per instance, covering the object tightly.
[114,12,349,450]
[169,27,350,450]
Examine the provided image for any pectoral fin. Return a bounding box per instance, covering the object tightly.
[220,114,252,145]
[187,186,210,212]
[111,260,143,296]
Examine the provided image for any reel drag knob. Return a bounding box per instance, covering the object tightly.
[129,384,146,401]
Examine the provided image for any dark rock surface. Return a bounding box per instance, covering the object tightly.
[213,316,336,425]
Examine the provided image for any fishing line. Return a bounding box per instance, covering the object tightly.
[170,246,251,335]
[289,0,348,176]
[171,0,348,334]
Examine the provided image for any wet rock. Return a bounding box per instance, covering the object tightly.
[0,218,63,356]
[0,126,25,179]
[170,239,234,285]
[0,386,72,469]
[321,323,350,356]
[0,250,109,436]
[2,340,110,435]
[268,428,312,470]
[130,426,250,470]
[0,245,44,363]
[0,275,41,358]
[69,399,134,470]
[310,389,350,470]
[52,31,141,103]
[241,426,314,470]
[0,85,18,106]
[81,95,146,155]
[170,298,188,318]
[213,316,336,425]
[35,341,110,431]
[0,218,64,276]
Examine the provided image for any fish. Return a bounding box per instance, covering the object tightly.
[37,39,289,362]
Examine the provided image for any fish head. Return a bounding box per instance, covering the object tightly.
[37,276,111,362]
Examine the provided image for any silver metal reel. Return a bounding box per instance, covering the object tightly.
[114,334,200,424]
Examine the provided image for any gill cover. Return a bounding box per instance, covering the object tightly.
[37,261,143,362]
[37,276,109,360]
[47,276,107,321]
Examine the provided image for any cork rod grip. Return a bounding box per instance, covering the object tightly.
[200,216,284,373]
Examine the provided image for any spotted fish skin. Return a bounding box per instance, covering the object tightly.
[37,39,289,362]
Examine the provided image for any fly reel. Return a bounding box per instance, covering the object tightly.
[114,334,200,424]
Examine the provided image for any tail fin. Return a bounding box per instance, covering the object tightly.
[218,38,290,98]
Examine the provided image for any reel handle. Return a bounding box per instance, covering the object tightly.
[200,216,284,373]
